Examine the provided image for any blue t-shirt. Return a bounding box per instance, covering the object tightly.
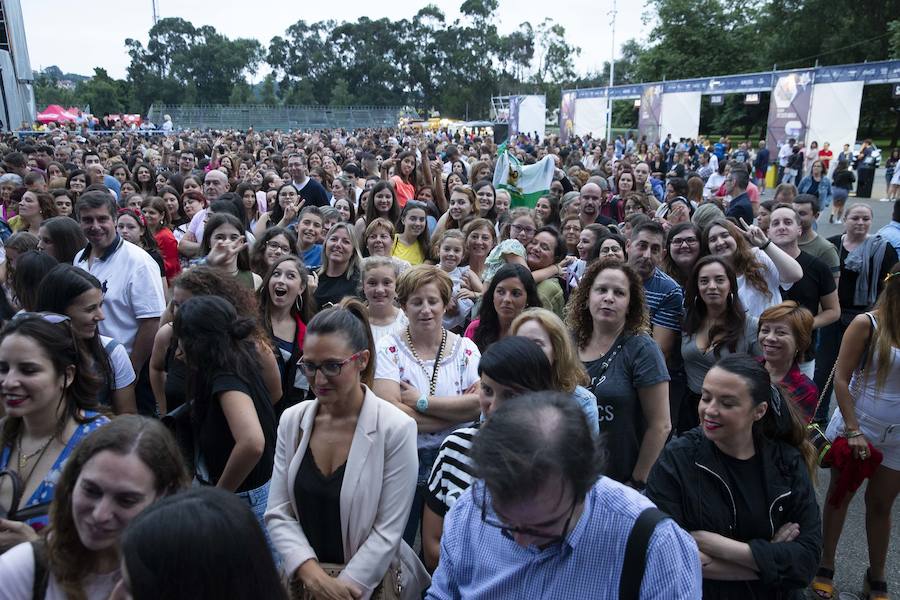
[302,244,323,269]
[644,268,684,332]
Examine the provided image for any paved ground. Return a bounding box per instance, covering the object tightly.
[796,170,899,599]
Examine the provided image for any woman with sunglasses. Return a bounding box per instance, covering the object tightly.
[266,300,429,599]
[0,313,109,552]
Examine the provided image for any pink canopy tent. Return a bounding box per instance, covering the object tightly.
[36,104,78,124]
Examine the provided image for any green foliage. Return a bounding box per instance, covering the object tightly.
[33,0,897,136]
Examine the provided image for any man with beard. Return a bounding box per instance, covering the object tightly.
[626,221,683,364]
[768,204,839,378]
[578,182,615,227]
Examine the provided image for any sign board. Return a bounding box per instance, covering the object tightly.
[710,95,724,105]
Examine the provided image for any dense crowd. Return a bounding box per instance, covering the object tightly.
[0,124,897,599]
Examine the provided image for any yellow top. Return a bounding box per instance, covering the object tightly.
[392,234,425,265]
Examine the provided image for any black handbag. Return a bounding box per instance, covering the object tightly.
[0,469,51,522]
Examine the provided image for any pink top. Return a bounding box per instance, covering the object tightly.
[390,176,415,208]
[464,319,480,341]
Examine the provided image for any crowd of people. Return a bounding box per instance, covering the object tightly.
[0,124,897,599]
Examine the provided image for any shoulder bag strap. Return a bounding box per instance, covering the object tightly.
[619,507,668,600]
[31,539,49,600]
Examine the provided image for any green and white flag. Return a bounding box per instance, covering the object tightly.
[492,144,556,209]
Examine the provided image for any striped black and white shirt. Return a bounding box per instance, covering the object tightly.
[425,422,481,517]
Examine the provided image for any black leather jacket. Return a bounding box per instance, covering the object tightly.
[646,428,821,599]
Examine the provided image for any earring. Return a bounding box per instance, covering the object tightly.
[295,296,303,313]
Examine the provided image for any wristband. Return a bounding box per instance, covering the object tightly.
[760,239,771,250]
[843,429,863,439]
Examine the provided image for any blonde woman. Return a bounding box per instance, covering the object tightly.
[510,307,599,436]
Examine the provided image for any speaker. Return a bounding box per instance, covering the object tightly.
[493,123,509,145]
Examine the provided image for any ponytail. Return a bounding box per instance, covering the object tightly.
[307,298,376,387]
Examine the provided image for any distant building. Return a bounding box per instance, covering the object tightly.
[0,0,35,129]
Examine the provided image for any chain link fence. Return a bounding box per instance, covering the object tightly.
[147,104,416,131]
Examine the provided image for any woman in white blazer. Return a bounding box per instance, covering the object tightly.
[265,299,429,600]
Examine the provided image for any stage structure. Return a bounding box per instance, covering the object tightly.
[0,0,35,130]
[560,60,900,156]
[491,95,546,141]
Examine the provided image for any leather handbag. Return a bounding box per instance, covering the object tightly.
[288,562,402,600]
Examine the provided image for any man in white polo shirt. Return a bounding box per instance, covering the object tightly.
[74,191,165,372]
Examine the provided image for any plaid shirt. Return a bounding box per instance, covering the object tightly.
[758,357,819,423]
[427,478,702,599]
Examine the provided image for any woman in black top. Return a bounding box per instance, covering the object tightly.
[829,160,856,224]
[312,222,363,310]
[173,295,277,536]
[647,354,821,599]
[814,203,898,420]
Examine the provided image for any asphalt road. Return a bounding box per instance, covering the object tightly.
[795,170,899,599]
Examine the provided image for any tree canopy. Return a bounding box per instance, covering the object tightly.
[35,0,899,135]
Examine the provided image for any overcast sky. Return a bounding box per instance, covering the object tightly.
[22,0,650,81]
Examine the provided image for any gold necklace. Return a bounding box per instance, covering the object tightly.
[17,434,55,472]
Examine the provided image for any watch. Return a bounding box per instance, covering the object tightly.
[416,394,429,414]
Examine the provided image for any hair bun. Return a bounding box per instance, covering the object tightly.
[228,317,255,340]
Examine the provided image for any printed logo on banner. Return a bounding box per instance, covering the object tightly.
[766,71,814,156]
[559,91,577,144]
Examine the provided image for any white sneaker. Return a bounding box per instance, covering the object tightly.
[880,197,892,202]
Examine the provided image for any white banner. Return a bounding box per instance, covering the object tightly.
[515,95,546,140]
[659,92,701,142]
[807,81,864,171]
[574,96,608,139]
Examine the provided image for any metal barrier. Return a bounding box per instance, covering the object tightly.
[147,104,417,130]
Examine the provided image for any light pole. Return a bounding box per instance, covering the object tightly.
[606,0,617,144]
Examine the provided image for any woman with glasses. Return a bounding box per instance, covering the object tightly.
[249,226,298,278]
[0,313,109,552]
[662,223,703,288]
[266,300,429,600]
[422,336,555,571]
[173,295,276,536]
[374,265,481,546]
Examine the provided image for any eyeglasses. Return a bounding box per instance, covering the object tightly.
[478,484,577,545]
[672,237,699,247]
[510,224,536,235]
[297,351,363,377]
[265,241,291,254]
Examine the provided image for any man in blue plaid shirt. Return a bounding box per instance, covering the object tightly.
[427,392,701,599]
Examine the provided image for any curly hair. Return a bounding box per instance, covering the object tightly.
[566,258,650,350]
[702,218,770,298]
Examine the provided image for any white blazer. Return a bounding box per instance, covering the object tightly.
[265,385,429,599]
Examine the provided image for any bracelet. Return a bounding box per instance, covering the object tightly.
[760,239,771,250]
[843,429,863,439]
